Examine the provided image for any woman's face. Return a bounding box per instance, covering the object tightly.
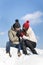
[22,26,25,29]
[22,27,28,31]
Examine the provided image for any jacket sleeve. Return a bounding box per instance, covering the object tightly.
[8,30,19,42]
[23,35,30,40]
[23,27,37,43]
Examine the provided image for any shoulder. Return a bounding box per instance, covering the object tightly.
[27,27,32,32]
[8,29,12,33]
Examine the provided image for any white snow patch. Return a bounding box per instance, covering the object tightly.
[0,47,43,65]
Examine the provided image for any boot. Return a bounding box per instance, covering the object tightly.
[17,51,21,57]
[9,52,12,57]
[6,52,12,57]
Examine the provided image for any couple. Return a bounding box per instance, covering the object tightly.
[6,19,38,57]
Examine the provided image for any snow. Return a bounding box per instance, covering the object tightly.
[0,47,43,65]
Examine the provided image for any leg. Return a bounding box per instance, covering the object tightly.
[25,40,38,54]
[6,41,21,57]
[31,42,36,48]
[17,44,21,57]
[18,44,21,52]
[6,41,12,57]
[6,41,11,53]
[20,39,28,55]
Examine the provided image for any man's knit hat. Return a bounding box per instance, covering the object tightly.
[13,19,21,28]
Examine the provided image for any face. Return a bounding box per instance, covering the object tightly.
[23,27,28,31]
[15,28,20,31]
[22,27,26,31]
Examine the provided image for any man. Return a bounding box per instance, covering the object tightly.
[6,19,21,57]
[20,20,38,54]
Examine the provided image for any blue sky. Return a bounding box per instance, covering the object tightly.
[0,0,43,49]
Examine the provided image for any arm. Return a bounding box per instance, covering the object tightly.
[8,30,19,42]
[23,35,30,40]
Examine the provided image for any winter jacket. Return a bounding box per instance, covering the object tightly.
[8,27,19,44]
[23,27,37,43]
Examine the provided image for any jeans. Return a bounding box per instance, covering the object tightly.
[6,41,21,53]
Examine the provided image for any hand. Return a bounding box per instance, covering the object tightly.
[20,37,22,39]
[16,30,21,37]
[16,31,20,37]
[20,32,24,37]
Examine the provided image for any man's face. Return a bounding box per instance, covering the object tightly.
[15,28,20,31]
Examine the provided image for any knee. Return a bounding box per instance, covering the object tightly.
[34,43,37,48]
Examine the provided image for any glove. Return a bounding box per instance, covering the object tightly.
[16,30,22,37]
[16,31,20,37]
[20,32,24,37]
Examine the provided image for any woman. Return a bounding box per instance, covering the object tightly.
[20,20,38,54]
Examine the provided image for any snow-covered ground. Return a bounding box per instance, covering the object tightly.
[0,47,43,65]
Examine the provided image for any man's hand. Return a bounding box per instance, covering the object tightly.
[16,30,22,37]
